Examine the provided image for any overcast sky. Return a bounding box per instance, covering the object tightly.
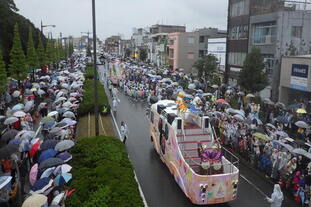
[15,0,228,40]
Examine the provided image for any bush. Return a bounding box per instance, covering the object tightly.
[66,136,144,207]
[78,79,110,116]
[85,65,94,80]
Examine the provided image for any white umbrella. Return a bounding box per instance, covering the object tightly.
[63,111,75,119]
[188,84,196,90]
[56,97,67,102]
[12,103,24,111]
[37,89,46,96]
[61,83,69,89]
[24,101,34,112]
[53,164,72,175]
[4,117,19,125]
[62,102,72,108]
[211,84,219,89]
[295,121,309,129]
[266,123,276,130]
[40,167,56,179]
[51,192,65,206]
[48,111,58,117]
[233,114,245,121]
[13,111,26,118]
[0,176,12,190]
[292,148,308,156]
[22,194,47,207]
[55,140,75,151]
[12,90,21,98]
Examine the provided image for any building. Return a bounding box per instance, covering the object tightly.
[226,0,311,99]
[104,35,121,54]
[208,38,227,71]
[197,28,227,57]
[147,24,186,66]
[168,32,199,73]
[279,55,311,105]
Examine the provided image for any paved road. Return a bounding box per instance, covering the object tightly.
[98,65,295,207]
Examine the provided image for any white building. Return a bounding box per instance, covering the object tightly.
[207,38,227,71]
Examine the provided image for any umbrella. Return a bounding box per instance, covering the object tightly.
[276,102,285,108]
[266,123,276,130]
[292,148,308,155]
[55,122,69,129]
[252,132,270,141]
[57,152,72,162]
[51,192,65,206]
[61,118,77,126]
[272,140,294,151]
[38,149,58,163]
[211,84,218,89]
[47,111,58,117]
[43,121,56,130]
[22,194,47,207]
[62,102,72,108]
[30,177,53,194]
[13,111,26,117]
[55,140,75,151]
[297,108,307,114]
[40,140,59,151]
[1,129,19,142]
[20,131,36,140]
[295,121,309,129]
[37,89,46,96]
[39,158,64,170]
[275,115,289,124]
[54,173,72,186]
[0,144,18,159]
[4,117,18,125]
[24,101,34,112]
[276,131,288,138]
[53,164,72,175]
[216,99,227,103]
[63,111,75,119]
[12,90,20,98]
[0,176,12,190]
[29,140,41,158]
[12,103,24,111]
[303,152,311,160]
[233,114,245,121]
[40,167,56,179]
[56,97,67,102]
[287,104,300,111]
[188,84,196,90]
[29,164,38,186]
[41,116,55,124]
[50,127,61,134]
[246,93,255,98]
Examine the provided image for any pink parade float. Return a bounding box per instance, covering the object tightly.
[149,100,239,205]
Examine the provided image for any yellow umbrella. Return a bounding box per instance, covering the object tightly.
[296,108,307,114]
[252,132,270,141]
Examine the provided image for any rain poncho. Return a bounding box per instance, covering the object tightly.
[267,184,283,207]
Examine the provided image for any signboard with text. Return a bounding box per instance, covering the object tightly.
[290,64,309,91]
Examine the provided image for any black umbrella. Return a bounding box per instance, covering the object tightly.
[40,140,59,151]
[1,129,19,143]
[39,158,64,170]
[150,96,158,104]
[0,144,19,159]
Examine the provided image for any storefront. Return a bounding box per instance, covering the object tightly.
[279,55,311,105]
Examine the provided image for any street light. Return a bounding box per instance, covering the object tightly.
[41,20,56,35]
[92,0,99,136]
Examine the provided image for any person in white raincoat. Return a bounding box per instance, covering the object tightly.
[266,184,283,207]
[120,121,128,144]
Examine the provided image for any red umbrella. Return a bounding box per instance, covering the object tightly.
[29,140,41,158]
[216,99,227,103]
[66,188,76,197]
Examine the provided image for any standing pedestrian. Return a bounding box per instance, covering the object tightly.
[112,98,119,114]
[266,184,283,207]
[120,121,128,144]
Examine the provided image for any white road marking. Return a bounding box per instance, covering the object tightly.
[240,174,269,198]
[99,115,107,136]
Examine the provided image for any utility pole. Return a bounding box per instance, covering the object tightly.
[41,20,56,36]
[92,0,99,136]
[81,31,92,55]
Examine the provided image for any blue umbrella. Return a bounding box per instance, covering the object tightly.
[57,152,72,162]
[38,149,58,163]
[9,139,21,145]
[40,140,59,151]
[30,177,53,193]
[54,173,72,186]
[43,121,56,130]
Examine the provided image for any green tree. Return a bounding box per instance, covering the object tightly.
[26,27,39,71]
[8,24,27,81]
[193,54,218,81]
[37,33,46,66]
[45,39,54,65]
[86,44,92,57]
[238,47,268,93]
[68,40,74,56]
[0,49,8,94]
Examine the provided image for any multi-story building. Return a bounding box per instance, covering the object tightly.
[104,35,121,54]
[208,38,227,71]
[167,32,199,73]
[147,24,186,66]
[226,0,311,99]
[197,28,227,57]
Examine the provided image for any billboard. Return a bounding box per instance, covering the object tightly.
[290,64,309,91]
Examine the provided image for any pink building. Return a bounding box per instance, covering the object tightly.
[168,32,199,73]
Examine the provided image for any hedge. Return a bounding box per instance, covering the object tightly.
[78,78,110,116]
[66,136,144,207]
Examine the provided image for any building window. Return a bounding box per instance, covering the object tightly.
[252,22,276,45]
[169,49,174,58]
[187,52,194,60]
[262,54,275,75]
[188,37,195,44]
[228,52,246,67]
[230,27,237,40]
[199,36,205,43]
[230,25,248,40]
[199,50,205,57]
[292,26,302,38]
[230,0,249,17]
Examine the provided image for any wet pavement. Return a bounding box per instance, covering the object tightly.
[97,65,296,207]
